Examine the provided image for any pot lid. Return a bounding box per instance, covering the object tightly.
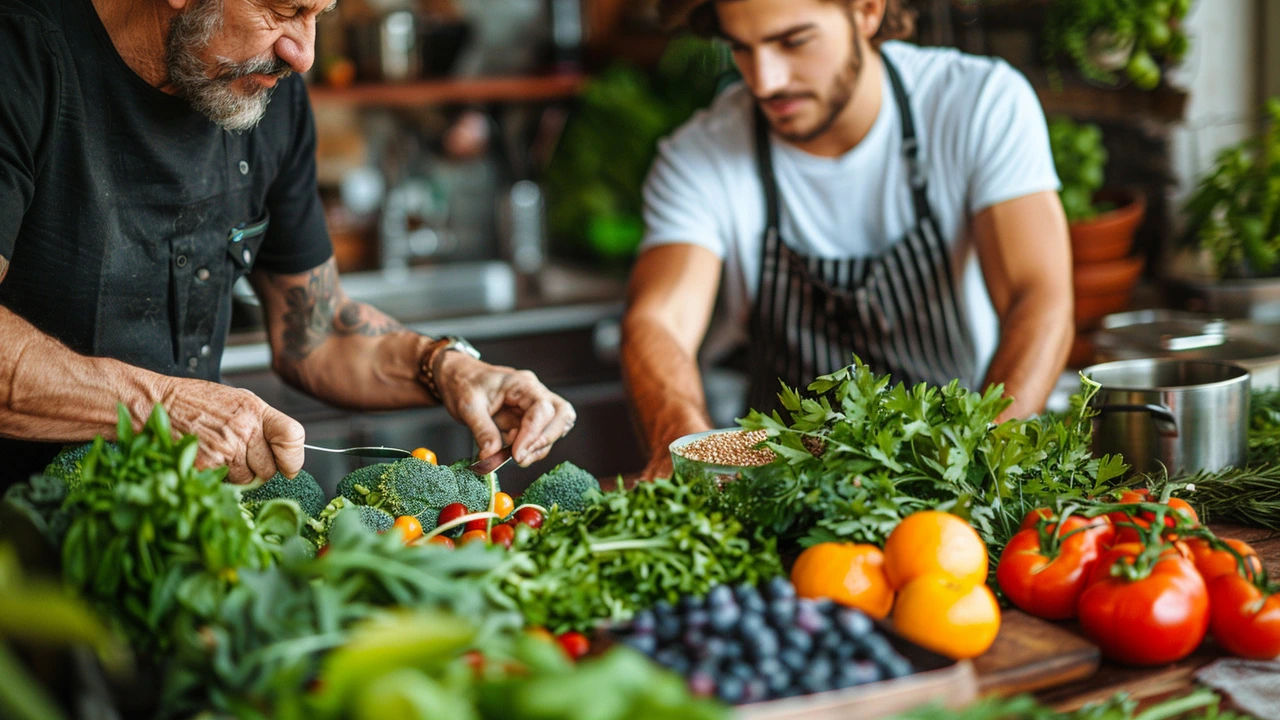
[1093,318,1280,363]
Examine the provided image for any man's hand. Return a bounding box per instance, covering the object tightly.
[157,378,306,484]
[435,352,575,467]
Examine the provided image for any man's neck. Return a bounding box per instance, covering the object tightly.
[90,0,175,91]
[790,49,884,159]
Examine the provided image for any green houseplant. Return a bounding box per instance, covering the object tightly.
[1044,0,1192,90]
[1184,99,1280,279]
[1050,116,1109,223]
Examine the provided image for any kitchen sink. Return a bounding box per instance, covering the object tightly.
[339,261,518,321]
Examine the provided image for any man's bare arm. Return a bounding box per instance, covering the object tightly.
[974,190,1074,420]
[620,244,723,479]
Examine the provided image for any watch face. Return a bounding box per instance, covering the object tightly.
[449,336,481,359]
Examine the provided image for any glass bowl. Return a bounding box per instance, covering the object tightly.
[668,428,775,486]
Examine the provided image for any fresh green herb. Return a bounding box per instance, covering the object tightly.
[1050,116,1110,222]
[499,476,783,633]
[1044,0,1191,90]
[59,404,302,655]
[1152,465,1280,530]
[892,688,1240,720]
[720,359,1127,571]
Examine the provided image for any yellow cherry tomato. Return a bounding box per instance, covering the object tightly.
[460,529,489,545]
[411,447,437,464]
[392,515,423,543]
[493,492,515,518]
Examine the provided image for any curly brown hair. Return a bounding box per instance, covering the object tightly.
[684,0,916,47]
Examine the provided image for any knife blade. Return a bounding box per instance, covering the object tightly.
[470,446,513,475]
[304,444,413,459]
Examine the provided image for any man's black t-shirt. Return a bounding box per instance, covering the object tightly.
[0,0,334,482]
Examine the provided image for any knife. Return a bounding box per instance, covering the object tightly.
[304,443,413,460]
[470,446,514,475]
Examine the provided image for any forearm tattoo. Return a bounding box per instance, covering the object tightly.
[277,261,405,361]
[0,255,9,284]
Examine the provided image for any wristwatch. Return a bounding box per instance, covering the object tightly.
[419,335,481,403]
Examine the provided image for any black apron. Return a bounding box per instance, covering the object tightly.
[746,57,976,414]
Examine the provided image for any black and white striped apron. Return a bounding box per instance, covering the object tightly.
[746,56,976,414]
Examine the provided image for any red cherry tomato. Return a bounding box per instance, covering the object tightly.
[1078,553,1209,666]
[438,503,468,528]
[514,506,544,529]
[490,523,515,549]
[460,530,488,545]
[557,631,590,661]
[465,518,489,533]
[427,535,455,549]
[1207,573,1280,660]
[1187,538,1262,582]
[997,515,1112,620]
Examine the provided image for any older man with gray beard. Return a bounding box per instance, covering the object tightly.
[0,0,576,486]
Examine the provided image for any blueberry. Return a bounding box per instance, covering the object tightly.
[758,657,789,695]
[742,677,768,704]
[736,584,767,614]
[765,575,796,601]
[737,612,766,639]
[780,626,813,654]
[709,602,742,634]
[718,675,746,704]
[621,633,657,656]
[631,610,657,635]
[834,608,873,639]
[654,599,675,617]
[795,599,830,634]
[859,633,898,664]
[881,654,914,679]
[682,628,707,650]
[767,596,797,628]
[656,614,682,643]
[799,672,832,695]
[779,647,808,673]
[834,660,883,689]
[831,637,858,660]
[654,648,689,675]
[744,626,780,661]
[727,660,755,682]
[720,638,745,662]
[708,584,735,609]
[688,670,716,698]
[776,684,804,699]
[680,594,706,612]
[684,608,710,630]
[818,629,844,654]
[696,636,729,662]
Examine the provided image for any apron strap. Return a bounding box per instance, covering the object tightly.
[880,54,934,226]
[753,106,781,235]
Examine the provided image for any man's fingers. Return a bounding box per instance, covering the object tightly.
[245,424,280,482]
[457,394,504,458]
[521,399,577,465]
[263,408,306,478]
[512,397,557,466]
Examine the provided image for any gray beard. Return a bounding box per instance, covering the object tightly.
[164,0,292,132]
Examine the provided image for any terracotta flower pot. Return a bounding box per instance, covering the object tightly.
[1070,190,1147,264]
[1073,255,1145,296]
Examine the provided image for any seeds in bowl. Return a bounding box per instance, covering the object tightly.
[675,429,776,467]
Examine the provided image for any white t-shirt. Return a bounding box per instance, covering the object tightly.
[640,41,1060,386]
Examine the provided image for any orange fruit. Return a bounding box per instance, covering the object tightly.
[883,511,988,589]
[790,543,894,619]
[893,573,1001,659]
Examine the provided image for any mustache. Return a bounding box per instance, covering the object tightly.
[756,92,818,104]
[216,54,293,82]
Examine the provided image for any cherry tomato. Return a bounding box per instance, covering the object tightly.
[465,518,489,533]
[392,515,423,543]
[490,523,515,549]
[463,650,486,675]
[493,492,515,518]
[317,544,330,558]
[1109,490,1198,545]
[1018,507,1055,533]
[460,529,488,545]
[1078,553,1209,665]
[427,535,455,549]
[514,506,544,529]
[997,515,1112,620]
[1187,538,1262,582]
[1207,573,1280,660]
[526,626,555,643]
[411,447,438,464]
[438,503,468,528]
[557,631,590,661]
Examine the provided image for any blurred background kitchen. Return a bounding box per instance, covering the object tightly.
[223,0,1279,491]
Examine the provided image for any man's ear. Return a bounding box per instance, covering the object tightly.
[849,0,888,40]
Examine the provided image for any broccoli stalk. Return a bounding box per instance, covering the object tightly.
[520,462,601,513]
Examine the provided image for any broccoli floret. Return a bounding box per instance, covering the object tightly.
[353,505,396,534]
[240,470,326,519]
[304,496,350,548]
[42,442,112,494]
[520,462,601,514]
[336,464,392,505]
[372,458,492,531]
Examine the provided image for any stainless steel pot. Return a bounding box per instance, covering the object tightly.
[1083,359,1250,477]
[1092,312,1280,390]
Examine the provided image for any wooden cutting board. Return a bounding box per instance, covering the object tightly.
[973,610,1101,696]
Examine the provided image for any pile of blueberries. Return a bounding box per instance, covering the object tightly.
[610,577,915,705]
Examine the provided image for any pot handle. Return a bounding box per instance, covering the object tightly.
[1092,403,1179,437]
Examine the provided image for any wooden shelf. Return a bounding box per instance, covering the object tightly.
[307,73,588,107]
[1027,72,1189,125]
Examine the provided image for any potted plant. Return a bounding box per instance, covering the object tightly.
[1044,0,1192,90]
